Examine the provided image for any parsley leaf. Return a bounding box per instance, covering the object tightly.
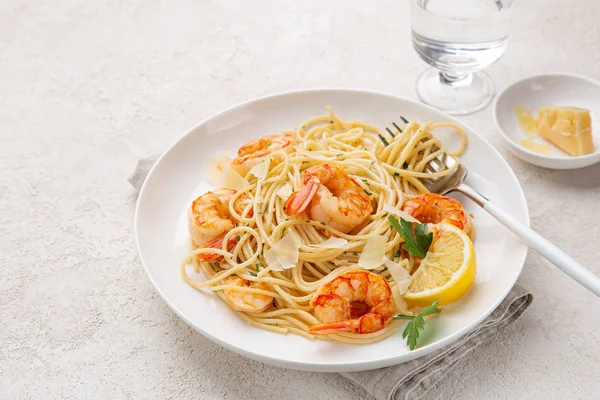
[249,271,257,277]
[388,216,433,258]
[256,261,263,271]
[393,299,441,350]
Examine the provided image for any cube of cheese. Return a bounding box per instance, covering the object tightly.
[537,107,594,156]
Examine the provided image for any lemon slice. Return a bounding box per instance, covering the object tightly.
[404,223,476,306]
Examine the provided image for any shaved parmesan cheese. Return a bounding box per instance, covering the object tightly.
[247,160,270,181]
[358,235,386,270]
[265,247,283,271]
[392,285,411,315]
[264,233,300,271]
[217,163,249,190]
[276,183,293,199]
[311,237,348,249]
[383,204,420,223]
[383,257,410,281]
[383,257,412,295]
[206,152,232,185]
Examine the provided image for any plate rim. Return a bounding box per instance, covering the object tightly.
[134,88,530,372]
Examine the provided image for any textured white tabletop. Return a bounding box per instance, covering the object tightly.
[2,1,600,399]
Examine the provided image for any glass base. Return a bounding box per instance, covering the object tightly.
[416,68,495,115]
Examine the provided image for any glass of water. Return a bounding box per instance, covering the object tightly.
[410,0,513,115]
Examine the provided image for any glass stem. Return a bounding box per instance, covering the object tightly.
[439,71,473,87]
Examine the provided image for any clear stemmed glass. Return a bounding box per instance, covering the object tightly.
[410,0,513,115]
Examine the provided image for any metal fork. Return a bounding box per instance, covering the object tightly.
[384,119,600,297]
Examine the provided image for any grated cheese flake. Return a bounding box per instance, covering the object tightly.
[383,204,420,223]
[383,257,412,295]
[358,235,386,270]
[217,163,249,191]
[247,160,270,181]
[311,237,348,249]
[276,183,293,199]
[264,232,300,271]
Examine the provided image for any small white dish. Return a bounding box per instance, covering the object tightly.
[494,73,600,169]
[135,89,529,372]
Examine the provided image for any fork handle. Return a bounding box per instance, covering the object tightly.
[455,184,600,297]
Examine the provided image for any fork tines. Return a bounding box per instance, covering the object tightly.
[383,119,460,190]
[380,116,408,146]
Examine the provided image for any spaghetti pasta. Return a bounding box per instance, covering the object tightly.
[181,108,468,344]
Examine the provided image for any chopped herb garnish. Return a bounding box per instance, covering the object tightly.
[382,267,388,272]
[337,153,343,157]
[364,189,372,196]
[395,250,401,258]
[257,211,264,215]
[282,227,287,235]
[249,271,257,277]
[394,299,441,350]
[389,216,433,258]
[371,160,375,164]
[353,252,358,256]
[320,222,326,226]
[256,261,263,271]
[213,262,220,267]
[381,213,388,219]
[402,162,409,169]
[394,172,400,177]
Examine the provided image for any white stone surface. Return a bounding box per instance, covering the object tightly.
[1,0,599,399]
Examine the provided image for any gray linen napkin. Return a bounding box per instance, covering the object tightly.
[129,155,533,400]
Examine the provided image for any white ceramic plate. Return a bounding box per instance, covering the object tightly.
[494,73,600,169]
[135,89,529,372]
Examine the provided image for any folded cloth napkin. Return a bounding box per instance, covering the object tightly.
[129,155,533,400]
[342,284,532,400]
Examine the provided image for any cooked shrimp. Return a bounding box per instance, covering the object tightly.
[222,275,273,313]
[231,133,296,176]
[284,164,373,233]
[402,193,472,235]
[188,189,252,261]
[308,270,396,334]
